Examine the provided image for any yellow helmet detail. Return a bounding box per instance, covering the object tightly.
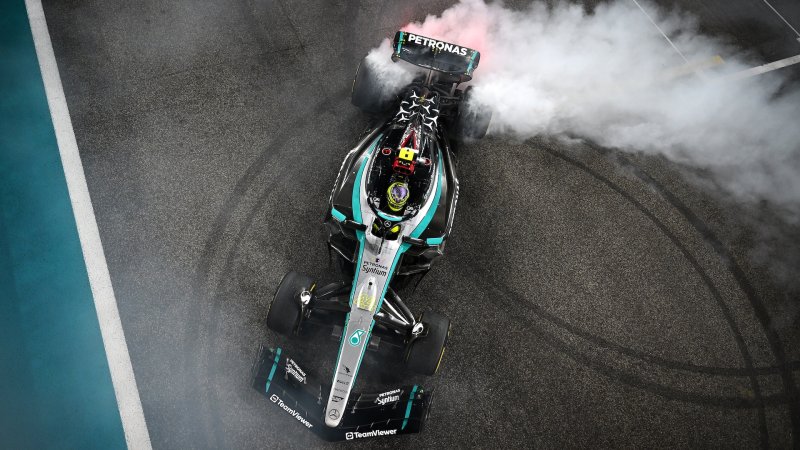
[387,181,410,212]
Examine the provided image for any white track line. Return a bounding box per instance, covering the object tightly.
[761,0,800,42]
[728,53,800,79]
[24,1,152,449]
[629,0,690,64]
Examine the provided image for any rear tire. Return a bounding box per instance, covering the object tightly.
[453,86,491,141]
[351,57,391,114]
[406,312,450,375]
[267,271,313,336]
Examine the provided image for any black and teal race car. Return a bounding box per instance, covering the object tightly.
[251,31,491,441]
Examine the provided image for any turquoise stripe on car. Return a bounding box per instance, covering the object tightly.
[467,51,478,72]
[410,149,444,238]
[426,236,444,245]
[351,133,382,224]
[396,31,404,54]
[264,347,282,392]
[375,210,402,222]
[331,207,346,222]
[348,132,383,303]
[401,384,419,430]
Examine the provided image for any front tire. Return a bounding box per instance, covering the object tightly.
[406,311,451,375]
[266,271,313,336]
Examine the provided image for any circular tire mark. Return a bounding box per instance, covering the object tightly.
[524,147,772,445]
[610,151,800,445]
[483,277,795,409]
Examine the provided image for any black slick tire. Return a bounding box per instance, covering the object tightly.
[406,311,450,375]
[351,57,390,114]
[266,271,313,336]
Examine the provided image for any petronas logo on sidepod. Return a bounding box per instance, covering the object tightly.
[349,329,366,346]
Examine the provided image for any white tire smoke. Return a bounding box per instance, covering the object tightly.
[367,0,800,212]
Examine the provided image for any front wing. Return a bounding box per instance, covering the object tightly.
[251,345,432,441]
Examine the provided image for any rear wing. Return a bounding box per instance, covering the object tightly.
[392,31,480,82]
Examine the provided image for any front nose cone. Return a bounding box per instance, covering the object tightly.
[325,408,342,427]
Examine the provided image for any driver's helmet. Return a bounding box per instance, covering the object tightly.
[386,181,410,212]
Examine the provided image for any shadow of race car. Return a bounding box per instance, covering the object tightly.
[251,30,491,441]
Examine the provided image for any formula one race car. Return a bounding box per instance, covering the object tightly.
[251,31,491,441]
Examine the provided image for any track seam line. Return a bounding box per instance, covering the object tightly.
[761,0,800,41]
[24,1,152,448]
[629,0,690,64]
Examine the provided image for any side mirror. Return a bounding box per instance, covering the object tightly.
[402,235,445,247]
[341,219,367,232]
[402,236,427,247]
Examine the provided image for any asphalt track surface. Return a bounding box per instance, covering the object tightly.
[42,0,800,448]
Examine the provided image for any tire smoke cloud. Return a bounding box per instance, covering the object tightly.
[368,0,800,213]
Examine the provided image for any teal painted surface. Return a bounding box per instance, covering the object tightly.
[401,384,418,430]
[467,51,478,72]
[396,31,404,54]
[350,133,382,224]
[374,210,401,222]
[0,2,126,448]
[330,207,346,222]
[411,149,444,238]
[264,347,282,392]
